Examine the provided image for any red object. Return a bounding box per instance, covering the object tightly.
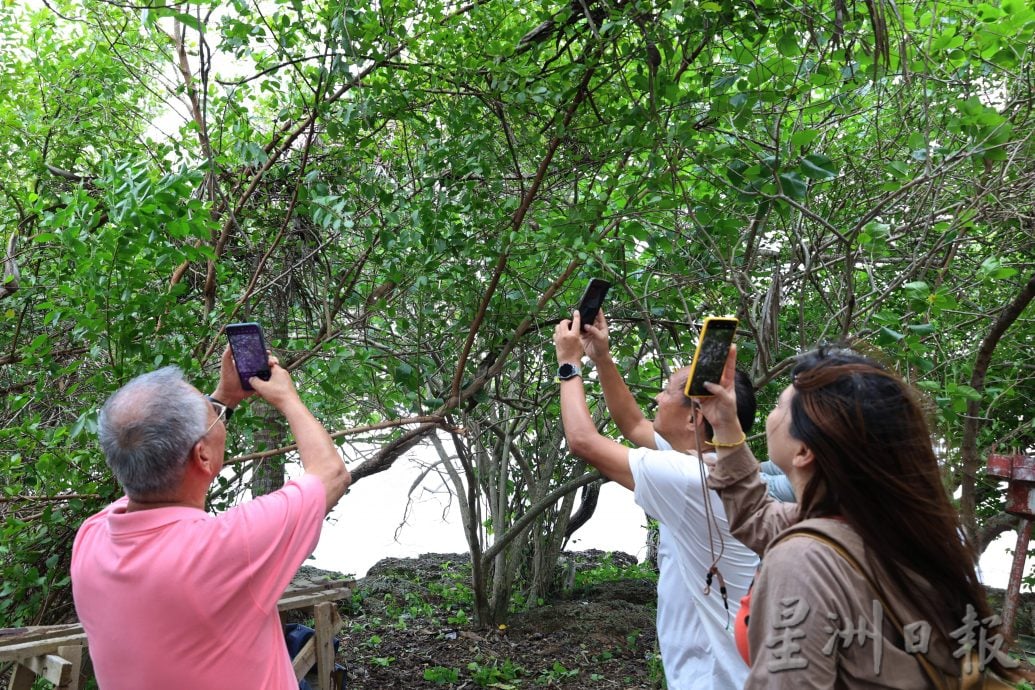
[986,454,1035,518]
[1005,483,1035,518]
[986,454,1015,479]
[985,453,1034,635]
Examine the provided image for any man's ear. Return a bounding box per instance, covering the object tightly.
[189,441,219,478]
[684,406,700,432]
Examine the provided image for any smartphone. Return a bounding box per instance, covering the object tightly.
[225,322,272,391]
[684,317,738,397]
[577,278,611,331]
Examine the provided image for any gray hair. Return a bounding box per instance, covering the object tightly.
[98,366,208,499]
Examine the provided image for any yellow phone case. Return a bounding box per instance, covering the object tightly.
[684,316,738,397]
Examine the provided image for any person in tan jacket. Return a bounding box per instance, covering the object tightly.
[696,345,1024,688]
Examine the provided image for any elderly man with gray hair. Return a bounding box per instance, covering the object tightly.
[71,347,350,690]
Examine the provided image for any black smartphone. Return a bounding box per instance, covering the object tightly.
[684,317,738,397]
[577,278,611,331]
[225,322,271,391]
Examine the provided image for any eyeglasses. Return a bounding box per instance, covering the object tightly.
[202,395,230,436]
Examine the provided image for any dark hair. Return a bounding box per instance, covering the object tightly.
[787,347,1015,678]
[684,369,757,440]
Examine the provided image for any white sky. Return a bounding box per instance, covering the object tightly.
[308,446,1030,594]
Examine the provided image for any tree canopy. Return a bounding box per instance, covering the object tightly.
[1,0,1033,627]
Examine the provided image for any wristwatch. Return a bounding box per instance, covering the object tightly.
[556,363,582,381]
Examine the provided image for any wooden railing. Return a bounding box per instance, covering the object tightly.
[0,624,86,690]
[280,579,354,690]
[0,578,354,690]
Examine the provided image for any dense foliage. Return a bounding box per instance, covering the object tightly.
[1,0,1033,627]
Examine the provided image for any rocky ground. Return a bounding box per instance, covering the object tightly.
[328,551,664,689]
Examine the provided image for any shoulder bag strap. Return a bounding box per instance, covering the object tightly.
[772,527,951,690]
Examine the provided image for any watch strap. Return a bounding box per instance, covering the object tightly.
[556,362,582,381]
[206,395,235,420]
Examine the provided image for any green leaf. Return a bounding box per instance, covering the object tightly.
[953,384,982,402]
[790,130,819,149]
[778,172,807,199]
[171,12,203,31]
[863,221,890,238]
[394,362,416,384]
[877,326,905,343]
[799,154,838,180]
[978,257,1018,281]
[777,31,801,57]
[69,413,89,440]
[904,281,931,299]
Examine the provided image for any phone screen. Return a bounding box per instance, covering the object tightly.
[226,323,271,391]
[577,278,611,331]
[685,318,738,397]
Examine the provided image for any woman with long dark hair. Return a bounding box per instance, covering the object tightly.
[700,346,1025,688]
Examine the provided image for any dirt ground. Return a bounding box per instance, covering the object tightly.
[306,554,1035,689]
[332,552,663,689]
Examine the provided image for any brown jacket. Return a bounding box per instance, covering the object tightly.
[707,445,964,689]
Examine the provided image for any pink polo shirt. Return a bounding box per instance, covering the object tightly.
[71,473,326,690]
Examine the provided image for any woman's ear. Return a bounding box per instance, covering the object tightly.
[792,443,815,470]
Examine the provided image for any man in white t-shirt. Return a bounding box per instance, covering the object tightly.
[553,309,765,690]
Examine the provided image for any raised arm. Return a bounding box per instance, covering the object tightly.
[241,350,351,513]
[698,345,796,553]
[707,445,796,554]
[556,312,635,490]
[581,311,657,449]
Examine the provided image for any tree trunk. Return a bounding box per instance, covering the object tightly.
[959,272,1035,539]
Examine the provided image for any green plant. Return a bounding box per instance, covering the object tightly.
[422,565,475,626]
[350,615,384,635]
[574,554,658,589]
[380,590,439,629]
[536,661,580,685]
[468,658,525,686]
[646,649,667,688]
[403,591,436,619]
[380,593,399,617]
[424,666,461,684]
[447,608,469,626]
[370,656,395,668]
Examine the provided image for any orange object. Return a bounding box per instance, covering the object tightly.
[734,589,752,665]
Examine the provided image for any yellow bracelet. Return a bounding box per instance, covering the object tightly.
[709,432,747,449]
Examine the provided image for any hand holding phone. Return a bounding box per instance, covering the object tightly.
[577,278,611,332]
[225,322,272,391]
[684,317,738,397]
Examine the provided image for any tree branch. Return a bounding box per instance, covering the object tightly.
[480,470,600,564]
[959,271,1035,538]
